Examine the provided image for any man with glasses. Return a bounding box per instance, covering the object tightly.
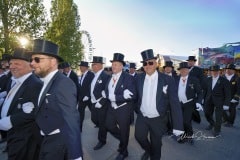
[134,49,184,160]
[30,39,83,160]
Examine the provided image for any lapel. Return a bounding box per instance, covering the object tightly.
[94,71,102,90]
[7,75,32,115]
[156,72,164,106]
[138,73,145,99]
[115,72,124,92]
[38,72,59,107]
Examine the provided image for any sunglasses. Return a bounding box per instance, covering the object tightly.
[30,57,52,63]
[143,61,154,66]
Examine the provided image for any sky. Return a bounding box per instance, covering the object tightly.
[44,0,240,65]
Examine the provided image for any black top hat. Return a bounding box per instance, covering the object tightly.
[110,53,125,65]
[61,62,70,68]
[178,62,190,70]
[1,53,12,61]
[163,61,174,68]
[91,56,104,64]
[79,61,89,67]
[225,63,236,70]
[140,49,157,62]
[209,65,220,71]
[29,39,63,62]
[129,63,136,69]
[11,48,31,61]
[186,56,197,61]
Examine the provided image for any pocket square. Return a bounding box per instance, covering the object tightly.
[97,80,102,83]
[163,85,168,94]
[46,93,51,96]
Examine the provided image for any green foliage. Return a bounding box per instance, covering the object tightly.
[0,0,48,53]
[45,0,84,69]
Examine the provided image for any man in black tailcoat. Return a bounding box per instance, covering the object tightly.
[90,56,110,150]
[0,48,43,160]
[135,49,184,160]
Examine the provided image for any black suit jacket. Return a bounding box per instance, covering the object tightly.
[176,76,203,104]
[223,74,240,101]
[35,71,82,159]
[4,73,43,160]
[189,66,205,87]
[136,72,183,131]
[105,71,137,106]
[78,70,95,106]
[204,76,231,107]
[92,70,110,107]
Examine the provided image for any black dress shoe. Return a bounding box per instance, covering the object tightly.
[115,153,128,160]
[224,123,233,127]
[141,151,150,160]
[93,142,106,150]
[205,125,213,130]
[212,131,220,137]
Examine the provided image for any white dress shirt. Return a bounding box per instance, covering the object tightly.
[108,71,122,109]
[38,69,60,136]
[212,75,219,90]
[1,73,32,118]
[91,69,103,103]
[140,71,159,118]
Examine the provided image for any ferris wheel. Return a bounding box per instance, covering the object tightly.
[81,30,94,62]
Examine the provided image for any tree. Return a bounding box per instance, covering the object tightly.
[45,0,84,68]
[0,0,48,55]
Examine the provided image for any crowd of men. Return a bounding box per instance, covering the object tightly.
[0,39,239,160]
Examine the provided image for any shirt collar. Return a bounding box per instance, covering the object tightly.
[40,70,58,85]
[12,72,32,84]
[146,70,157,80]
[112,71,122,78]
[95,69,103,76]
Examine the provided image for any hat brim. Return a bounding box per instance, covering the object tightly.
[163,65,174,69]
[10,57,30,62]
[140,57,157,63]
[177,67,190,70]
[30,52,64,62]
[90,61,105,64]
[186,59,196,61]
[110,60,126,66]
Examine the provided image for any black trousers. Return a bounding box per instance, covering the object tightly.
[91,103,108,143]
[204,103,223,132]
[181,101,195,136]
[39,133,68,160]
[135,113,167,160]
[78,103,92,132]
[222,102,238,124]
[105,105,131,156]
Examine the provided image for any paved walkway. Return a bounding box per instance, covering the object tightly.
[1,108,240,160]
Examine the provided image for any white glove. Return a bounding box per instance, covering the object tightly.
[196,103,203,111]
[0,116,12,131]
[95,102,102,108]
[22,102,34,114]
[173,129,184,136]
[230,99,238,103]
[101,90,106,98]
[109,94,116,102]
[223,105,229,110]
[123,89,133,99]
[83,96,89,102]
[0,91,7,98]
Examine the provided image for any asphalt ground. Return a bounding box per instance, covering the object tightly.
[1,107,240,160]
